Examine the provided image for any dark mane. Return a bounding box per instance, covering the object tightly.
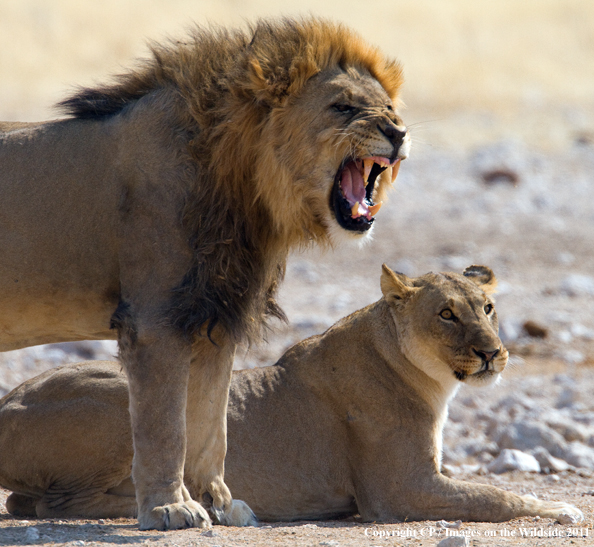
[57,17,403,344]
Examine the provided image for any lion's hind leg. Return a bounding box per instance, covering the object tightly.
[6,493,38,517]
[34,484,139,519]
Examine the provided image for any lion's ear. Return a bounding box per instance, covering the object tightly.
[381,264,417,303]
[463,265,498,295]
[247,54,319,107]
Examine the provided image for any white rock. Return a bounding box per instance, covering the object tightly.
[530,447,572,473]
[559,274,594,296]
[546,415,591,442]
[437,536,469,547]
[487,449,541,474]
[25,527,40,542]
[437,520,463,529]
[496,421,567,454]
[557,442,594,469]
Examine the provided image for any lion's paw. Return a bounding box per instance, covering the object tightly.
[523,496,584,523]
[139,500,212,530]
[212,499,258,527]
[553,504,584,524]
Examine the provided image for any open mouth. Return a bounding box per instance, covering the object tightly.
[330,157,401,232]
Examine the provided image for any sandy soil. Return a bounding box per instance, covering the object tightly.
[0,471,592,547]
[1,1,594,545]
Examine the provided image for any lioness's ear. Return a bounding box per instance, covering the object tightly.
[381,264,417,303]
[463,265,498,295]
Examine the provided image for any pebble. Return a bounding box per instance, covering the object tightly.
[25,527,40,542]
[496,421,567,455]
[437,520,463,529]
[487,449,540,474]
[559,274,594,296]
[530,447,572,473]
[558,441,594,469]
[437,536,469,547]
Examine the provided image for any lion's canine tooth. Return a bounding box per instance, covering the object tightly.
[391,161,401,183]
[363,159,373,187]
[368,202,382,217]
[351,201,360,217]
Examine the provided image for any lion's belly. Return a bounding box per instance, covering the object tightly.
[0,292,117,350]
[0,120,122,350]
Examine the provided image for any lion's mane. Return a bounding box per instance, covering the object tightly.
[59,18,403,343]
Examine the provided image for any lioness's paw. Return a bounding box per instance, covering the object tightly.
[552,503,584,524]
[139,500,212,530]
[212,499,258,526]
[523,496,584,523]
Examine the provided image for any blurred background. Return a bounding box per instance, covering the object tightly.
[1,0,593,149]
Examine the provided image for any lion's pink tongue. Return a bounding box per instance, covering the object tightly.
[340,162,369,218]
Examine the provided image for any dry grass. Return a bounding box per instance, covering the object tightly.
[1,0,593,148]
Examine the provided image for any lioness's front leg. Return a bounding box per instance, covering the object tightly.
[118,320,210,531]
[184,336,257,526]
[356,473,583,523]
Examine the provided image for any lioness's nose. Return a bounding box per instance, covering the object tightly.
[473,348,499,363]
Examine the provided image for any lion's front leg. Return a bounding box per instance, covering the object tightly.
[118,322,211,531]
[184,337,257,527]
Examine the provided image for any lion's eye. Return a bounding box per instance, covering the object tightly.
[439,309,455,321]
[386,104,394,111]
[484,303,493,315]
[332,103,356,114]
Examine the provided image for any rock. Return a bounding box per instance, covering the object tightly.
[437,520,463,529]
[487,449,540,474]
[530,447,573,473]
[498,317,523,343]
[559,274,594,297]
[522,320,548,338]
[546,415,591,442]
[557,442,594,469]
[25,527,40,543]
[496,421,567,455]
[437,536,469,547]
[481,168,519,186]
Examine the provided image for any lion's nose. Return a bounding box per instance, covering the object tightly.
[378,122,407,158]
[473,348,499,363]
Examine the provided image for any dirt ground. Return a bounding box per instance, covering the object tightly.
[0,471,592,546]
[1,1,594,545]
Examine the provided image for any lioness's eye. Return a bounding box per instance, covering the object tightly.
[484,303,493,315]
[332,103,356,114]
[439,309,455,320]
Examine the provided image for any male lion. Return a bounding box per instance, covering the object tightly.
[0,19,409,529]
[0,265,582,523]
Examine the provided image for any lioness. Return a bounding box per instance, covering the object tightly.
[0,19,409,529]
[0,265,582,523]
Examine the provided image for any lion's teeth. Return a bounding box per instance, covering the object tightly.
[363,159,373,187]
[351,201,360,217]
[368,201,382,217]
[391,161,401,183]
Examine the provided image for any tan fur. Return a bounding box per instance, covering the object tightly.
[0,18,409,530]
[0,266,581,523]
